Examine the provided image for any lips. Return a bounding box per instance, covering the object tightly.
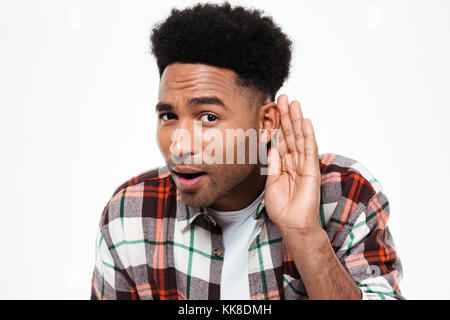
[171,167,207,190]
[175,171,206,179]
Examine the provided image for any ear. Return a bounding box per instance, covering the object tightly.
[257,101,280,144]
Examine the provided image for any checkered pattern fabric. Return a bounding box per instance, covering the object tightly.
[91,153,403,300]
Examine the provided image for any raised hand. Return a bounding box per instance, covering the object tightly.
[264,94,322,237]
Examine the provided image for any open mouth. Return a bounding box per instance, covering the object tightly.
[172,170,207,190]
[175,171,206,179]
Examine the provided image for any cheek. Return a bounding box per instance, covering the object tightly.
[156,127,172,158]
[207,163,253,197]
[222,129,254,164]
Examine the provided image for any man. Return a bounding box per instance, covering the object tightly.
[91,2,403,300]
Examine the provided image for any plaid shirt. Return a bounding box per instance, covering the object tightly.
[90,153,403,300]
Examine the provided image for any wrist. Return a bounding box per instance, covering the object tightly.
[277,224,325,240]
[279,226,329,255]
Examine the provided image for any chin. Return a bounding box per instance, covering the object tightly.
[178,190,215,208]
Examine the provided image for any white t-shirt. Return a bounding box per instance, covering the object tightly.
[206,190,265,300]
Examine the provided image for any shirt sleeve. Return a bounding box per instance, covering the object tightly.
[334,190,404,300]
[90,204,138,300]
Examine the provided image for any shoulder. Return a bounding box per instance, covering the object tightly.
[318,153,389,239]
[319,153,382,206]
[110,166,173,196]
[98,166,177,228]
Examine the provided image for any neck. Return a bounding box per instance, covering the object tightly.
[208,165,266,211]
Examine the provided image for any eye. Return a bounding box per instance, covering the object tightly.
[200,114,218,123]
[159,113,177,121]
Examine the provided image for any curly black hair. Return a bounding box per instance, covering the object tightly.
[150,2,292,101]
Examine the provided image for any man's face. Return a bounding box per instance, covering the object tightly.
[156,63,263,208]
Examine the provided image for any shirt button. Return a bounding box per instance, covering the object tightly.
[213,248,222,257]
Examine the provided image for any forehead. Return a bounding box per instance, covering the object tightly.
[158,63,242,99]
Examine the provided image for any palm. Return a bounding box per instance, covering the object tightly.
[264,95,321,233]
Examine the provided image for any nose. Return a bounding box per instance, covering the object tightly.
[169,120,202,164]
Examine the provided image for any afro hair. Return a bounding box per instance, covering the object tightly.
[150,2,292,101]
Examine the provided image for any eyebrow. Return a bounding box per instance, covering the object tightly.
[155,96,226,112]
[188,96,226,108]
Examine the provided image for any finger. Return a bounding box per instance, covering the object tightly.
[302,119,320,176]
[289,100,305,158]
[266,143,281,180]
[276,129,290,172]
[277,94,297,154]
[282,150,294,174]
[276,126,288,159]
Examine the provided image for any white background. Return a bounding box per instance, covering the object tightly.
[0,0,449,299]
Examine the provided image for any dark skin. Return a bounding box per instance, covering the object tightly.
[156,62,361,299]
[156,62,278,211]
